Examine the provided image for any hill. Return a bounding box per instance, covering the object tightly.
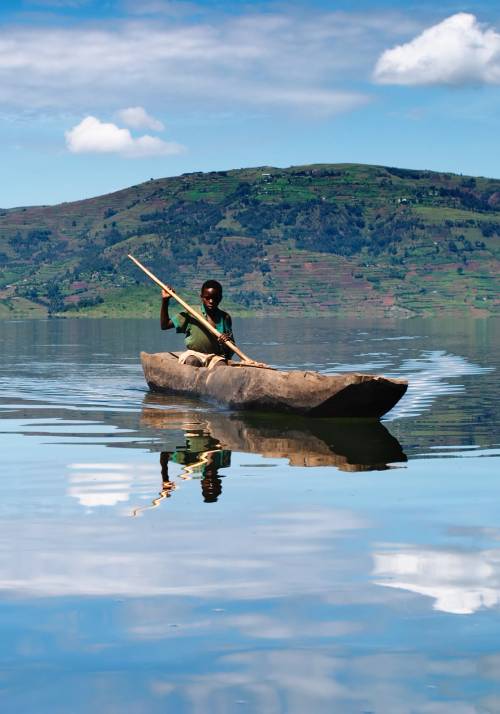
[0,163,499,318]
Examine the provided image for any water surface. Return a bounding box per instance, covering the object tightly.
[0,317,499,713]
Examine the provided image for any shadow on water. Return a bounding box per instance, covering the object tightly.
[132,393,407,514]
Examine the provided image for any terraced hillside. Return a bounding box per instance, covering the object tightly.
[0,163,498,318]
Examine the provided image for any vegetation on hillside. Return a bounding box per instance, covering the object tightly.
[0,163,498,318]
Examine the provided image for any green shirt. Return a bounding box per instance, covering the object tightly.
[172,305,234,357]
[172,447,231,476]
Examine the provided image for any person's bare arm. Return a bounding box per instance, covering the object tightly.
[218,315,234,358]
[160,289,174,330]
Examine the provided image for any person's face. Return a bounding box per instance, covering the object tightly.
[201,287,222,312]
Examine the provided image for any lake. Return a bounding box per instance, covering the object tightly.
[0,316,499,713]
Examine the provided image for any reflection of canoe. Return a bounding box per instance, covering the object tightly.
[141,396,407,471]
[140,352,408,418]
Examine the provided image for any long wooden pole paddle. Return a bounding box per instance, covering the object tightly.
[128,254,258,364]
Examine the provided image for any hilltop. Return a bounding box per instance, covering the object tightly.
[0,163,498,318]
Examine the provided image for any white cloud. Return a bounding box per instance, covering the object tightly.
[0,11,399,116]
[247,87,369,115]
[65,116,184,158]
[117,106,165,131]
[374,13,500,86]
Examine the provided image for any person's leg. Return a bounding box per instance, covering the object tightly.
[207,355,228,369]
[178,350,205,367]
[178,350,226,368]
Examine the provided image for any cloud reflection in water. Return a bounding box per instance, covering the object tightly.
[373,545,500,614]
[0,504,368,599]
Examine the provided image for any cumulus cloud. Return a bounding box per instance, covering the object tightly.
[374,13,500,86]
[65,116,184,158]
[117,106,164,131]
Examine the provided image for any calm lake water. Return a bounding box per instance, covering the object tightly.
[0,316,499,714]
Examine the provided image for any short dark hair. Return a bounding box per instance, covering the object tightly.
[201,279,222,294]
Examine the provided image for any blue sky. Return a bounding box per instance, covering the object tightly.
[2,0,500,207]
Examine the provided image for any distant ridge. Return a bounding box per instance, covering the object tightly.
[0,163,498,318]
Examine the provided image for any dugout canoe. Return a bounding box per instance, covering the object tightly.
[140,352,408,418]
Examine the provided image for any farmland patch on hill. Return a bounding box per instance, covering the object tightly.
[0,163,498,318]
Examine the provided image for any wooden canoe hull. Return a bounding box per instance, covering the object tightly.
[140,352,408,418]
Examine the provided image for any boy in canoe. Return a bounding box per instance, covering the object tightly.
[160,279,234,368]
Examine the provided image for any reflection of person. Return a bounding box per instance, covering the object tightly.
[159,430,231,503]
[160,280,234,369]
[159,452,176,496]
[131,452,177,516]
[200,456,224,503]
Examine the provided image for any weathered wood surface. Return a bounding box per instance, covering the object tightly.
[140,352,408,418]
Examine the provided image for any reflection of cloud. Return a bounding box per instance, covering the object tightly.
[259,509,366,545]
[373,546,500,614]
[68,471,131,507]
[67,462,157,508]
[184,650,345,710]
[223,614,359,640]
[127,612,359,643]
[148,648,480,713]
[0,505,367,598]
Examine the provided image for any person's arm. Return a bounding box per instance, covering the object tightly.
[160,289,174,330]
[218,314,235,359]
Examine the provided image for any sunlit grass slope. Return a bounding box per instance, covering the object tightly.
[0,163,498,318]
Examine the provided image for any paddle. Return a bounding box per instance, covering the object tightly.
[128,254,261,365]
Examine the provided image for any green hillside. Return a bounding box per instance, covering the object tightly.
[0,163,499,318]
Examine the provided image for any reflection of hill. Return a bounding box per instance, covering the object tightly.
[141,394,407,471]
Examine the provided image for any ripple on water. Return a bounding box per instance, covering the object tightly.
[384,350,495,421]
